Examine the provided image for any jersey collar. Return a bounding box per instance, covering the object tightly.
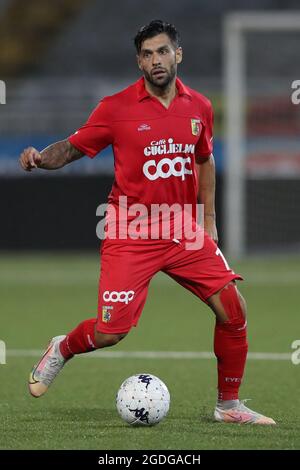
[136,77,192,102]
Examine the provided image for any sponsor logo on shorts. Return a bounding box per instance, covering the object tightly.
[102,306,113,323]
[103,290,135,305]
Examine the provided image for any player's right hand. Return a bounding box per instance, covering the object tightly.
[19,147,42,171]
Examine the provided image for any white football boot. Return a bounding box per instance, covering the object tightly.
[28,335,67,398]
[214,400,276,425]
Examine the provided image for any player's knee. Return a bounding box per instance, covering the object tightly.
[208,281,247,327]
[94,331,128,348]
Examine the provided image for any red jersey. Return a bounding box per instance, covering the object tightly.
[69,77,213,240]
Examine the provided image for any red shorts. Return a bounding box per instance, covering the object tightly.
[96,234,242,334]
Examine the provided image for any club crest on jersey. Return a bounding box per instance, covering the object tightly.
[191,119,201,136]
[102,306,113,323]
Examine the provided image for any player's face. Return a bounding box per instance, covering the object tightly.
[137,33,182,89]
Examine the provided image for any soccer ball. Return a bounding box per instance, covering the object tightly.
[116,373,170,426]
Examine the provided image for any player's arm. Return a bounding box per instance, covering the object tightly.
[19,139,84,172]
[197,154,218,243]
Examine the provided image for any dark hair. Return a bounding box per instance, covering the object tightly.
[134,20,180,54]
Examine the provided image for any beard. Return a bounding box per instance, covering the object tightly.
[144,62,177,90]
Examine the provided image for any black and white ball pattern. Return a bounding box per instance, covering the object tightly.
[116,373,170,425]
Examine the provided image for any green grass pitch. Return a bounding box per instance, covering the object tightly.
[0,253,299,450]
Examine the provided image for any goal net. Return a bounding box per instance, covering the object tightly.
[223,12,300,257]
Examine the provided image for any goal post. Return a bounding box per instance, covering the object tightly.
[223,12,300,258]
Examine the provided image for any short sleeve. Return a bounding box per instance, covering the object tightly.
[68,98,113,158]
[195,101,213,162]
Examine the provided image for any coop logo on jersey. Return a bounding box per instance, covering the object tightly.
[191,118,201,136]
[143,156,192,181]
[102,306,113,323]
[143,138,194,181]
[103,290,135,304]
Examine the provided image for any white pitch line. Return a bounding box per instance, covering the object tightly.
[6,350,291,360]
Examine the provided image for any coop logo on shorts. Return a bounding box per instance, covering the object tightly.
[103,290,135,304]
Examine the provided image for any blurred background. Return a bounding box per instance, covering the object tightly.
[0,0,299,254]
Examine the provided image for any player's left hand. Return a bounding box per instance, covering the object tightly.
[204,215,218,244]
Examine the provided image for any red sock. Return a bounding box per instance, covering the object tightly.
[59,318,97,359]
[214,321,248,400]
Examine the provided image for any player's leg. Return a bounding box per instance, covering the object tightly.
[28,240,162,398]
[163,235,275,424]
[208,282,275,424]
[59,318,128,359]
[207,281,248,403]
[28,327,128,398]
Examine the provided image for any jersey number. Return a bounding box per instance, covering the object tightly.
[215,247,231,271]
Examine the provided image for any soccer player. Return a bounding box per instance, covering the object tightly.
[19,20,275,425]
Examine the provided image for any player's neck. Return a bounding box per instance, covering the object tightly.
[145,78,177,109]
